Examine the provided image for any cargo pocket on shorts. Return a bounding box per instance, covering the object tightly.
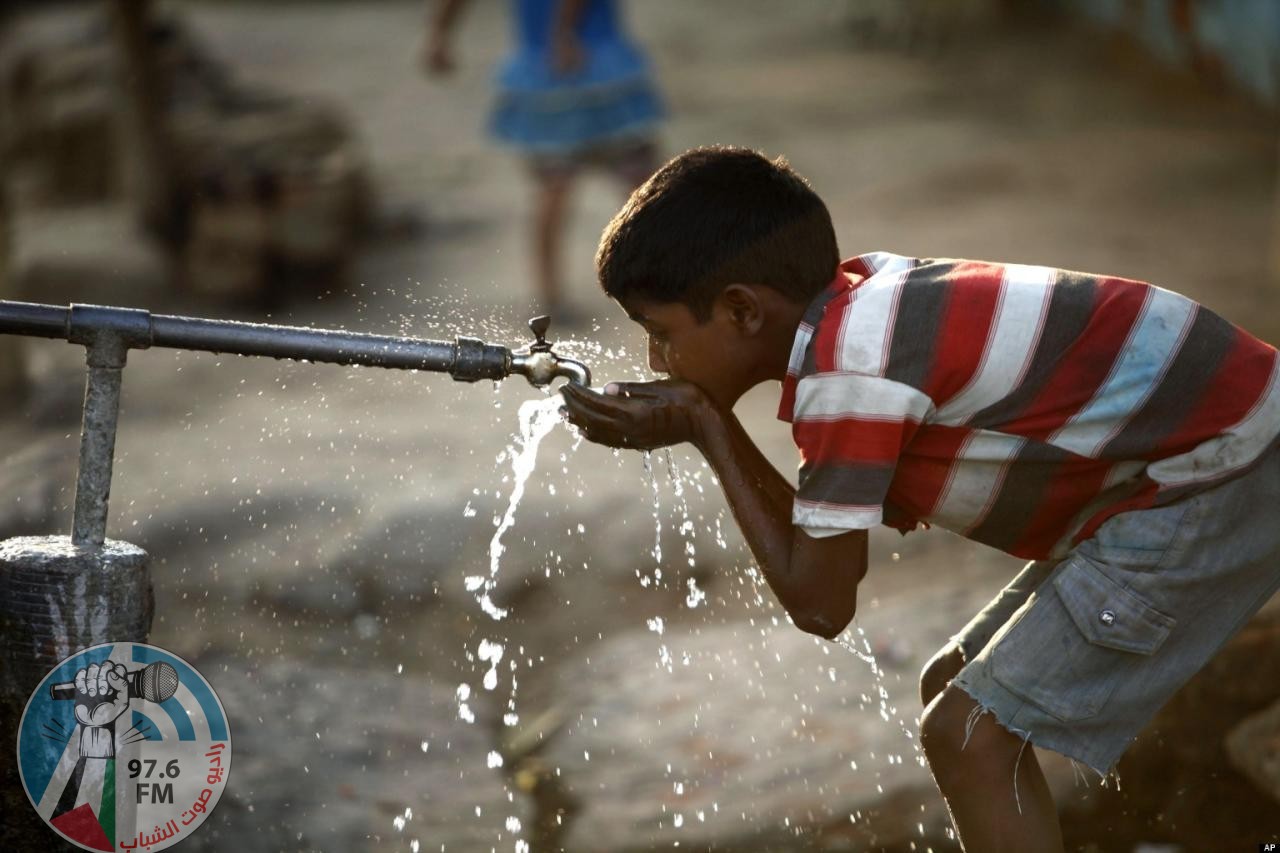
[990,557,1177,722]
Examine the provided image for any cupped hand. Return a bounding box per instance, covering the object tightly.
[560,379,714,451]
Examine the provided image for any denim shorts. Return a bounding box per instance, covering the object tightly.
[949,444,1280,776]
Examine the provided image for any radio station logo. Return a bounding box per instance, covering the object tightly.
[16,642,231,851]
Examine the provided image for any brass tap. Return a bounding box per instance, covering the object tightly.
[508,315,591,388]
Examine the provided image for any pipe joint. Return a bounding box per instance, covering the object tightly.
[452,336,512,382]
[69,304,153,368]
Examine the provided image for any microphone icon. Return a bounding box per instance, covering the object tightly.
[49,661,180,703]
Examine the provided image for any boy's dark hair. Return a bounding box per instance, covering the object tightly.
[596,146,840,321]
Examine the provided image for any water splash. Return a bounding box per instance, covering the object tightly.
[466,395,564,620]
[455,683,476,723]
[663,450,699,572]
[685,577,706,608]
[479,638,505,690]
[645,452,663,577]
[835,624,924,767]
[458,394,567,852]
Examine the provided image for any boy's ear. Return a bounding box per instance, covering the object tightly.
[719,284,765,336]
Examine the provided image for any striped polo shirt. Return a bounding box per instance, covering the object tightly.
[778,252,1280,559]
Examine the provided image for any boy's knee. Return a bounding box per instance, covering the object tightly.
[920,686,969,767]
[919,642,966,707]
[920,686,1023,783]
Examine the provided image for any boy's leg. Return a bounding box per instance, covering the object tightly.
[921,685,1064,853]
[918,558,1064,849]
[929,445,1280,849]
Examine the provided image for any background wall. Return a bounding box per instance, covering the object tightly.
[1046,0,1280,106]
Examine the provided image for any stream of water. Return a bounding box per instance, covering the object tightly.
[427,393,930,850]
[464,395,566,621]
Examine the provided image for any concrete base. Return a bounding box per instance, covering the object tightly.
[0,535,152,851]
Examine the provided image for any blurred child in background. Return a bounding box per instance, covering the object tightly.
[425,0,664,322]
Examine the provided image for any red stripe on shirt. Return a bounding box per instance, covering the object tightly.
[811,290,851,375]
[922,263,1003,405]
[887,425,974,520]
[794,417,921,466]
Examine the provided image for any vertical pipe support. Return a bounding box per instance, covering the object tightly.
[67,305,152,549]
[71,362,123,549]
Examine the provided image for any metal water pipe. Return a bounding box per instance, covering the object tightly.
[0,300,589,549]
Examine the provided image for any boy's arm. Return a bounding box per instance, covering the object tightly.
[698,401,869,639]
[561,381,867,639]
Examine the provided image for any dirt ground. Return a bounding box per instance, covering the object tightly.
[3,1,1279,850]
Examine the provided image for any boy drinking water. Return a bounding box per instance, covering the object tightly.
[559,146,1280,850]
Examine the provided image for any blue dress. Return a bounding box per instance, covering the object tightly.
[489,0,664,155]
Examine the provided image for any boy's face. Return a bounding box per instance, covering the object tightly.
[620,296,756,408]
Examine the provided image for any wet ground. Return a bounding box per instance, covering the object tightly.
[3,1,1279,850]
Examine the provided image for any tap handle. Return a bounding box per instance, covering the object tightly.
[528,315,552,351]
